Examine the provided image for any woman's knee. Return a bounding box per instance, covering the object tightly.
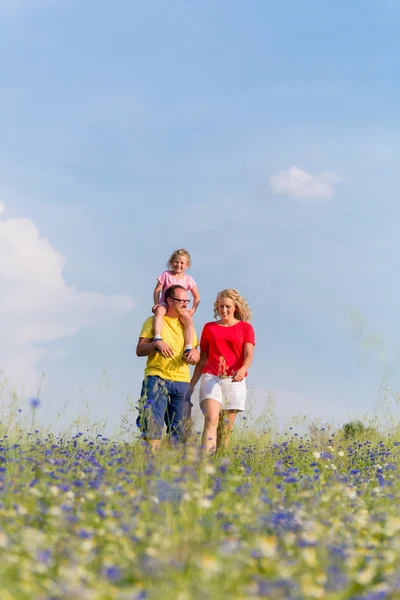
[203,411,220,428]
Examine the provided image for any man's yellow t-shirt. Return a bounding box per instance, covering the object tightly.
[140,316,199,383]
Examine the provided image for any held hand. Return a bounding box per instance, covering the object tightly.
[155,340,174,358]
[185,387,194,403]
[187,308,195,317]
[232,367,247,382]
[184,348,200,365]
[152,304,160,314]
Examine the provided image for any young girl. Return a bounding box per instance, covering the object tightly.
[152,249,200,355]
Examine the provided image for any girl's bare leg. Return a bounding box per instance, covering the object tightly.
[200,398,221,455]
[179,312,194,352]
[153,305,167,339]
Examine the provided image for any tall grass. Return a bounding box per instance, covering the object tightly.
[1,387,400,599]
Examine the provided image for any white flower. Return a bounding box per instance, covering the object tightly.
[345,487,357,500]
[199,498,212,509]
[313,452,321,459]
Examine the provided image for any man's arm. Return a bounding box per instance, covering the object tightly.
[136,337,174,359]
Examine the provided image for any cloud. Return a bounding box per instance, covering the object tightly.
[269,166,341,201]
[0,203,133,390]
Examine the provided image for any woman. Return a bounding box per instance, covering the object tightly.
[189,289,255,454]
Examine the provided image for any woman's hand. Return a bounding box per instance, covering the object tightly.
[232,367,247,382]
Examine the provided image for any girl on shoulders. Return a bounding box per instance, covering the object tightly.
[152,249,200,355]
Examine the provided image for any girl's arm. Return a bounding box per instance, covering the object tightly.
[188,286,200,316]
[232,343,255,382]
[153,281,163,309]
[189,351,208,391]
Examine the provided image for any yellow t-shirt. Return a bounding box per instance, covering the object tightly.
[140,316,199,383]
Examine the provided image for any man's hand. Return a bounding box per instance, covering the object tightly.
[184,348,200,365]
[152,304,160,314]
[232,366,247,382]
[155,340,174,358]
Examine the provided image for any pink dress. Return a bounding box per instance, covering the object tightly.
[158,270,196,305]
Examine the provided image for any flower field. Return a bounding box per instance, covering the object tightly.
[1,421,400,599]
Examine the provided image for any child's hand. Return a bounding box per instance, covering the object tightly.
[152,304,160,314]
[187,308,195,317]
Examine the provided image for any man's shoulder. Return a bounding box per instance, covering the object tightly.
[139,316,154,339]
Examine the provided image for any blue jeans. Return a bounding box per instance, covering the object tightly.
[136,376,191,441]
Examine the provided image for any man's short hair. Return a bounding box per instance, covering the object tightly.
[164,285,187,303]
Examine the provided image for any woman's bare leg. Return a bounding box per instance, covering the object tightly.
[200,398,221,455]
[217,410,239,450]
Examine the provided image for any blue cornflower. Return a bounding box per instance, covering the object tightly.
[77,529,92,539]
[37,549,52,565]
[29,397,41,409]
[103,565,121,581]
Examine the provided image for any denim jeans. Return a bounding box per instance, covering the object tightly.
[136,376,190,441]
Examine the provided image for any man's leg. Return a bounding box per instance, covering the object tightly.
[165,381,190,444]
[136,376,168,452]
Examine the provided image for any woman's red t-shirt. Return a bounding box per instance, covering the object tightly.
[200,321,255,377]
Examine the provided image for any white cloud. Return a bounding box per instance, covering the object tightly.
[0,204,133,390]
[269,166,341,201]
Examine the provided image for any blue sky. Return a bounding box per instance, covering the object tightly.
[1,0,399,432]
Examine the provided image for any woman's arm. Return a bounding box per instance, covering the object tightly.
[232,342,255,382]
[189,351,208,390]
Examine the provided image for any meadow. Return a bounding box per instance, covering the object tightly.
[1,394,400,600]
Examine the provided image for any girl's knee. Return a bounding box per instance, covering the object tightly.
[179,312,192,324]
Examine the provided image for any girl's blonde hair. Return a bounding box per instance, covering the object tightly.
[167,248,192,269]
[213,289,252,322]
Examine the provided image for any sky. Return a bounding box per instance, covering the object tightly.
[0,0,400,434]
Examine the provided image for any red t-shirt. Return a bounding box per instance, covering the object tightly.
[200,321,256,377]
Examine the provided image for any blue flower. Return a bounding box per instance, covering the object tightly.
[103,565,121,581]
[29,397,41,409]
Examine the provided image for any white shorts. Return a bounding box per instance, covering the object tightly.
[199,373,247,411]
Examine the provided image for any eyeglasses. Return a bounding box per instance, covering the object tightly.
[170,297,190,304]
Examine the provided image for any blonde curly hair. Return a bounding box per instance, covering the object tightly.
[167,248,192,269]
[213,289,252,322]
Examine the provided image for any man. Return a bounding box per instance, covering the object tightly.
[136,284,200,451]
